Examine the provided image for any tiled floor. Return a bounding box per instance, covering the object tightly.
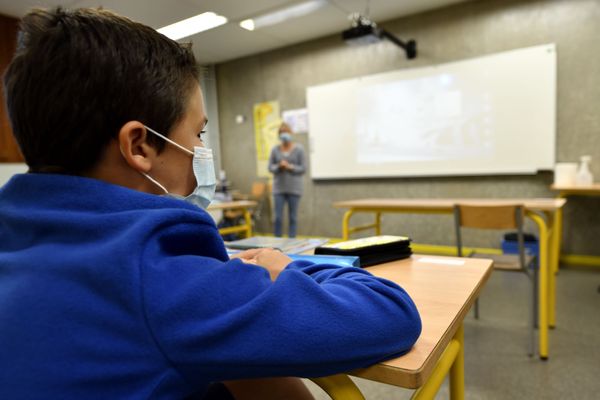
[304,268,600,399]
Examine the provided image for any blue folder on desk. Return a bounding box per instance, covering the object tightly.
[225,236,328,254]
[287,254,360,268]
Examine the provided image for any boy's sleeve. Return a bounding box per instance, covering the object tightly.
[140,226,421,385]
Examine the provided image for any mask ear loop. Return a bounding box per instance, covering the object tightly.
[144,125,194,156]
[118,137,169,194]
[139,125,199,195]
[142,172,169,194]
[117,143,165,194]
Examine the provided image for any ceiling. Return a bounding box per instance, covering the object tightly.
[0,0,471,65]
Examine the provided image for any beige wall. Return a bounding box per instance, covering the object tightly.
[215,0,600,256]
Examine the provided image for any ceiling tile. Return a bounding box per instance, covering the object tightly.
[188,22,286,64]
[0,0,473,64]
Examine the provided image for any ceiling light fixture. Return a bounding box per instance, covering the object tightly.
[239,0,327,31]
[239,19,255,31]
[158,12,228,40]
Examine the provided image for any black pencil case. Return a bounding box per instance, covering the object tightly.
[314,235,412,267]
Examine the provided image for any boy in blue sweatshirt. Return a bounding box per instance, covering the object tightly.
[0,7,421,400]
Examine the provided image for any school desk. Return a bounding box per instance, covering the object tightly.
[207,200,257,238]
[312,254,493,400]
[550,184,600,268]
[332,198,566,360]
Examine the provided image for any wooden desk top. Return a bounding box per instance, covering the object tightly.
[334,198,566,212]
[550,184,600,195]
[207,200,257,210]
[351,255,493,388]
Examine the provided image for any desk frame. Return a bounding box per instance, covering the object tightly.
[208,201,257,238]
[313,325,465,400]
[312,255,492,400]
[335,199,565,360]
[551,184,600,268]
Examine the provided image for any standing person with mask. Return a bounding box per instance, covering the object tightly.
[0,7,421,400]
[268,123,306,238]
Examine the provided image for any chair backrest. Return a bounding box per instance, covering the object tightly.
[453,204,526,267]
[251,182,268,199]
[455,204,522,230]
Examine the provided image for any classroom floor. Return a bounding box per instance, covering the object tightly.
[304,267,600,399]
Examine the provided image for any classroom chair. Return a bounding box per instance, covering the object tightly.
[249,181,270,222]
[232,180,271,226]
[453,204,538,356]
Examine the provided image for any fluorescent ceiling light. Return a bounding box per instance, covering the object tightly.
[158,12,227,40]
[239,19,255,31]
[239,0,326,31]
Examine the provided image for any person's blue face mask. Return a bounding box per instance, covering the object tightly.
[142,125,216,209]
[280,132,292,143]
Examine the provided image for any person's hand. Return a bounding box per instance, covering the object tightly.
[279,160,291,170]
[251,248,292,280]
[230,248,292,281]
[230,248,262,265]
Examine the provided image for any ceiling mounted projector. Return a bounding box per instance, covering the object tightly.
[342,14,417,60]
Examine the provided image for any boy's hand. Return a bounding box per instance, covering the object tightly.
[230,248,261,265]
[230,248,292,281]
[252,248,292,281]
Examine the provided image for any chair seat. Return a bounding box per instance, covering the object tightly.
[470,252,535,271]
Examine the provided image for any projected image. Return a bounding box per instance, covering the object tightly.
[356,73,494,163]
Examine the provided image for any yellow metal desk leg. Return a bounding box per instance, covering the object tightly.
[310,374,365,400]
[528,212,549,360]
[449,324,465,400]
[375,212,381,235]
[554,194,565,275]
[412,332,462,400]
[342,210,354,241]
[243,208,252,238]
[545,210,558,329]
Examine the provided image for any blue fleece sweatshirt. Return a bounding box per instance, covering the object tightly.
[0,173,421,399]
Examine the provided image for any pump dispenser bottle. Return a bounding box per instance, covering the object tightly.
[575,155,593,186]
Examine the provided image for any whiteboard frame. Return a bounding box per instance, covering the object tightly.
[306,44,557,180]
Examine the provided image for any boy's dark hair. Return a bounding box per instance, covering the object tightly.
[3,7,199,174]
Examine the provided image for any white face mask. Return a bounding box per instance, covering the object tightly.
[142,125,216,209]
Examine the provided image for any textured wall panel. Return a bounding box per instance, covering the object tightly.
[216,0,600,256]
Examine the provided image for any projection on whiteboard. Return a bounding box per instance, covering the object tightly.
[307,44,556,179]
[357,74,493,163]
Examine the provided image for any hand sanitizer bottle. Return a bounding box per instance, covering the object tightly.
[575,155,593,186]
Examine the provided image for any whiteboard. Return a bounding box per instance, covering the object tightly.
[306,44,556,179]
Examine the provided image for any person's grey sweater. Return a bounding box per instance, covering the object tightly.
[268,144,306,195]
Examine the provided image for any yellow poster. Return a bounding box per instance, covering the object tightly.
[253,101,281,177]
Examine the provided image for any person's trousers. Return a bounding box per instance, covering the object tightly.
[274,193,301,238]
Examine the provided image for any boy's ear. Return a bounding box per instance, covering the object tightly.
[117,121,156,173]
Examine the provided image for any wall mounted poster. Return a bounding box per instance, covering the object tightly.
[253,101,281,177]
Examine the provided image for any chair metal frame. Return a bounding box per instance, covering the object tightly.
[453,204,538,356]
